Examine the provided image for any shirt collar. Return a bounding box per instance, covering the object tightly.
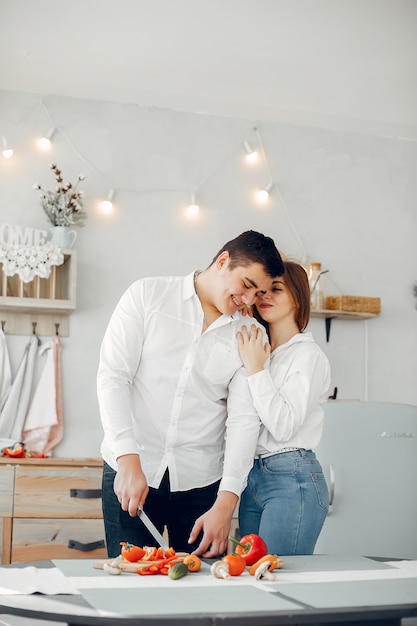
[274,331,314,352]
[184,271,198,300]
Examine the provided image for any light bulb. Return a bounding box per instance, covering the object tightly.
[100,200,113,213]
[186,203,200,217]
[255,182,273,204]
[38,137,51,150]
[99,189,115,214]
[243,141,258,164]
[2,136,13,159]
[186,193,200,218]
[256,189,269,203]
[38,127,56,151]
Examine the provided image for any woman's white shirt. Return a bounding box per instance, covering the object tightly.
[246,332,331,455]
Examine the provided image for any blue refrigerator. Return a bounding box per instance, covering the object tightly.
[314,400,417,559]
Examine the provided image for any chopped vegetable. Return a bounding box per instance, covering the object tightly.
[142,546,158,561]
[2,443,25,458]
[221,553,246,576]
[164,547,177,558]
[229,533,268,565]
[183,555,202,572]
[137,555,179,576]
[120,542,146,562]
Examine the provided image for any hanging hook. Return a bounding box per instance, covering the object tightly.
[1,320,5,332]
[55,323,60,336]
[32,321,41,346]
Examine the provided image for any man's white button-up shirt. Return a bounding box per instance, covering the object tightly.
[97,272,262,496]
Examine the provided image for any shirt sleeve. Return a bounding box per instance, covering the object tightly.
[247,348,330,443]
[218,365,260,496]
[97,282,145,460]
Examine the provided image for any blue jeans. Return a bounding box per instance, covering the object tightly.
[102,463,220,557]
[238,449,329,555]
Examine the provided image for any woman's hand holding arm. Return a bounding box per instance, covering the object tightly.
[237,324,270,375]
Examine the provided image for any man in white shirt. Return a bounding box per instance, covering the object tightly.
[97,230,284,558]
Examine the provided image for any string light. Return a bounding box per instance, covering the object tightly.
[243,140,258,164]
[185,193,200,218]
[4,100,307,260]
[2,136,13,159]
[255,181,273,203]
[99,189,115,214]
[38,127,56,150]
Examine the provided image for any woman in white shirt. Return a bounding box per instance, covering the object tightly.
[236,260,331,555]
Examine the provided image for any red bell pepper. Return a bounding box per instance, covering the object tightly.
[137,555,179,575]
[229,533,268,566]
[2,443,25,458]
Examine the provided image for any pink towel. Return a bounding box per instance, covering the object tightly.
[44,335,64,456]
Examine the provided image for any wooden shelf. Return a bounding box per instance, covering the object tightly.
[310,309,380,341]
[0,250,76,337]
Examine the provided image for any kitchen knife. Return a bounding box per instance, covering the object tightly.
[137,507,169,550]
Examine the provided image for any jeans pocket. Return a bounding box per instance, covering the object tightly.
[311,472,329,513]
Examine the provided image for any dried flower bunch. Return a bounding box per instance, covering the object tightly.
[34,163,87,227]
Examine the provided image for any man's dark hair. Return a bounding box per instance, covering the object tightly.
[211,230,284,277]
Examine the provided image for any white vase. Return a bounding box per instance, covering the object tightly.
[49,226,77,249]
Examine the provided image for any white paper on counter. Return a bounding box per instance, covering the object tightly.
[0,567,81,595]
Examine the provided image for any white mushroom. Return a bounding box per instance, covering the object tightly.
[253,561,277,581]
[111,555,124,568]
[103,562,122,575]
[211,560,231,579]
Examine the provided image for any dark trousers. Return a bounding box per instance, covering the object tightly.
[102,462,220,557]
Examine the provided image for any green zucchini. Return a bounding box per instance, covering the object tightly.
[168,562,189,580]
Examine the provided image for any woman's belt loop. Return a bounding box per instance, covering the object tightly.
[258,447,302,460]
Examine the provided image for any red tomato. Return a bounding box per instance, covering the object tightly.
[222,553,246,576]
[120,542,146,562]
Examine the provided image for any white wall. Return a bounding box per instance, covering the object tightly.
[1,89,416,457]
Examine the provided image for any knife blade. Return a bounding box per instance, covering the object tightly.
[137,507,169,550]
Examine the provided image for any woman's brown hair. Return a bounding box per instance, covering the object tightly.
[282,261,311,332]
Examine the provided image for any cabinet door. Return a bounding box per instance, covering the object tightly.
[14,466,103,518]
[11,518,106,562]
[0,465,14,517]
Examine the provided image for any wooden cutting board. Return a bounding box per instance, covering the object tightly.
[93,553,189,573]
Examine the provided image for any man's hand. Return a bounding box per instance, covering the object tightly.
[114,454,149,517]
[188,491,238,558]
